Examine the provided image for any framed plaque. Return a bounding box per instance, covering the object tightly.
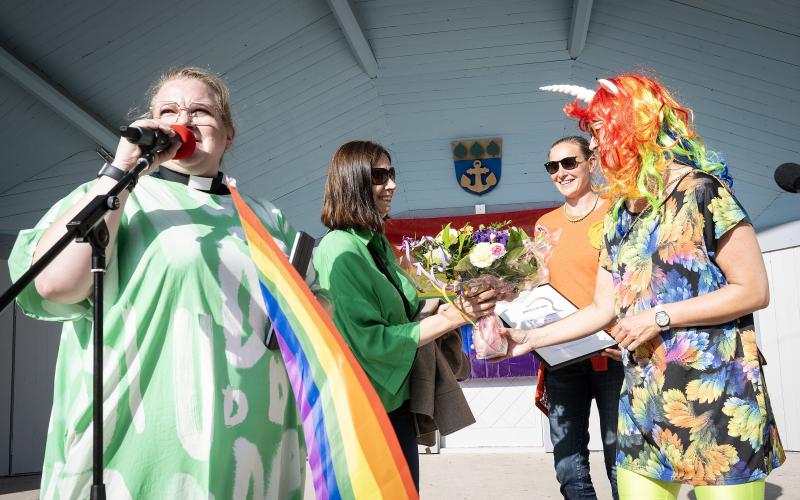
[495,284,617,370]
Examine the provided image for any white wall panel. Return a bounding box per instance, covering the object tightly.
[756,246,800,451]
[446,376,607,451]
[445,378,544,448]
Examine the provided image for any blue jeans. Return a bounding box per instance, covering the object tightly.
[546,358,624,500]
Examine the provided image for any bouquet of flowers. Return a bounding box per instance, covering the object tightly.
[400,222,548,359]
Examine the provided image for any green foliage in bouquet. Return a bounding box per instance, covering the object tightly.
[400,222,542,300]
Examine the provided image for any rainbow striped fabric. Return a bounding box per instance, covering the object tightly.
[229,182,418,500]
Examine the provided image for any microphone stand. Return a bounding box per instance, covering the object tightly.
[0,151,155,500]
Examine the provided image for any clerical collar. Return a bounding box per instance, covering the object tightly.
[152,166,230,195]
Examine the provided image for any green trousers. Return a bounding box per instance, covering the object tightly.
[617,467,765,500]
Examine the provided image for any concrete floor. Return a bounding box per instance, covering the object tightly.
[1,452,795,499]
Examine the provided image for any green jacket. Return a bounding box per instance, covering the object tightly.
[313,228,421,412]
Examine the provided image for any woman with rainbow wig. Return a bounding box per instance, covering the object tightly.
[501,73,785,500]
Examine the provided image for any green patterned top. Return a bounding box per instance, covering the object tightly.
[599,170,785,486]
[9,175,306,499]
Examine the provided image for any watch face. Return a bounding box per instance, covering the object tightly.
[655,311,669,327]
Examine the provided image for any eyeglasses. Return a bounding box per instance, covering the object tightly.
[544,156,585,175]
[371,167,396,185]
[156,104,218,125]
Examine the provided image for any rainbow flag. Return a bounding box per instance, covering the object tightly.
[229,181,418,500]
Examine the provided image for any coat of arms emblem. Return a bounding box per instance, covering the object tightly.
[451,138,502,195]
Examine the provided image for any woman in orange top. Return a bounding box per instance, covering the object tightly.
[535,135,623,500]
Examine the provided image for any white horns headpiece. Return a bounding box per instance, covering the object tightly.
[539,84,595,104]
[597,78,619,95]
[539,78,620,103]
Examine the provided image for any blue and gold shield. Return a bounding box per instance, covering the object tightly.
[451,138,502,195]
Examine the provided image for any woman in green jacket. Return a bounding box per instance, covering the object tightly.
[313,141,496,490]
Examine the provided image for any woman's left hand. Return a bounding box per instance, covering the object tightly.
[613,310,661,351]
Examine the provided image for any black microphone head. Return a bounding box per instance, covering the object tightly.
[119,125,144,142]
[119,125,171,152]
[774,163,800,193]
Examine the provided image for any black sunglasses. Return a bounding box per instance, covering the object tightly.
[371,167,396,185]
[544,156,585,175]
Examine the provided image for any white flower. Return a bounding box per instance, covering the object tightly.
[434,227,459,244]
[424,247,450,266]
[469,242,495,268]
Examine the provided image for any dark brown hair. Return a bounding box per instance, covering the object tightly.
[321,141,392,233]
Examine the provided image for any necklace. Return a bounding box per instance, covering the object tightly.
[563,194,599,223]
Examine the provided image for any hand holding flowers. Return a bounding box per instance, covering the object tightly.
[400,222,547,359]
[439,289,498,326]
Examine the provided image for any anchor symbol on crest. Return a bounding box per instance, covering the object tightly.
[451,138,502,196]
[460,159,497,194]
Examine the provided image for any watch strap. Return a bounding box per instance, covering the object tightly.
[97,162,135,192]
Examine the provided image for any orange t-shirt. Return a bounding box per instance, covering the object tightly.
[535,199,610,370]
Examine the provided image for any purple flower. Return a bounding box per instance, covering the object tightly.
[472,228,509,246]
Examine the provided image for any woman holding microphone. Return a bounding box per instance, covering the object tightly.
[10,67,305,499]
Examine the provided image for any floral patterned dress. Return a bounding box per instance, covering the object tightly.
[599,170,785,486]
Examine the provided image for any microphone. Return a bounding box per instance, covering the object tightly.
[774,163,800,193]
[119,124,196,160]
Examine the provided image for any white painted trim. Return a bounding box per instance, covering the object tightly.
[0,45,118,151]
[757,219,800,253]
[568,0,594,59]
[326,0,378,78]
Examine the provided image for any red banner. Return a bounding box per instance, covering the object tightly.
[384,207,554,248]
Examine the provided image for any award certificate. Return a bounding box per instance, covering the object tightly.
[495,284,617,370]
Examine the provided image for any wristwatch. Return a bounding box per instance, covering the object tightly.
[97,162,135,192]
[654,304,670,331]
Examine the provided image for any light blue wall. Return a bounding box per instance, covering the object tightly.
[227,0,799,234]
[0,75,99,232]
[574,0,800,228]
[1,0,799,473]
[0,0,797,237]
[361,0,575,217]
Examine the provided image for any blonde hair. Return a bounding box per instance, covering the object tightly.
[143,66,235,132]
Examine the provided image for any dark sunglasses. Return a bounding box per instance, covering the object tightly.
[371,167,396,185]
[544,156,585,175]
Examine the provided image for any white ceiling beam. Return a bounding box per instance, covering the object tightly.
[0,44,118,151]
[567,0,594,59]
[327,0,378,78]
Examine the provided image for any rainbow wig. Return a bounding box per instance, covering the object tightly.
[563,73,732,219]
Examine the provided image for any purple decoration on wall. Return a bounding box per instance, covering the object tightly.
[460,324,538,378]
